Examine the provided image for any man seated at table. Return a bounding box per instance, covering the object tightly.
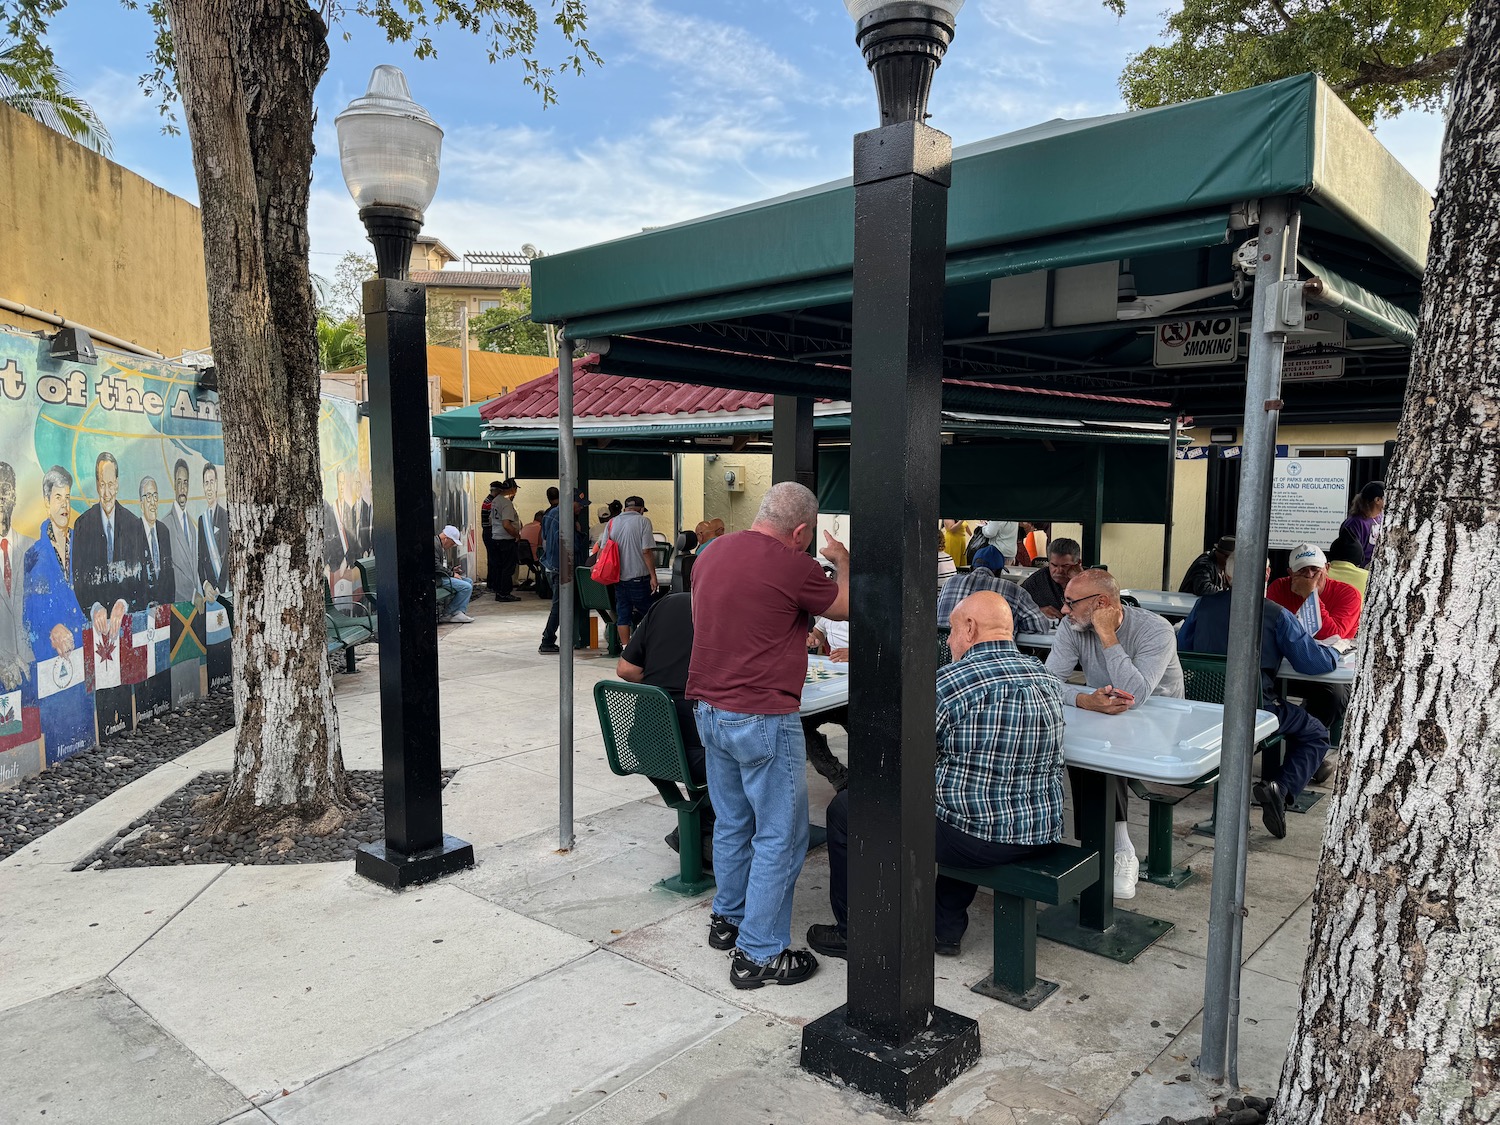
[1045,569,1183,899]
[615,592,714,862]
[1020,538,1084,619]
[803,615,850,790]
[938,558,1053,635]
[1266,542,1362,734]
[1177,555,1337,838]
[806,591,1064,959]
[1179,535,1235,596]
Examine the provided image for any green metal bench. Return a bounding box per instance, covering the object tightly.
[575,567,622,656]
[594,680,712,896]
[939,843,1100,1010]
[323,578,376,673]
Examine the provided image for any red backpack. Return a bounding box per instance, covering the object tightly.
[591,520,621,584]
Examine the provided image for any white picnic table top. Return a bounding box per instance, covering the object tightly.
[1120,589,1199,618]
[798,655,1275,784]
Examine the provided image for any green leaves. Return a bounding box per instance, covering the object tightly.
[0,34,111,153]
[472,288,551,356]
[1109,0,1467,124]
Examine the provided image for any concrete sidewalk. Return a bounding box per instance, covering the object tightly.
[0,594,1319,1124]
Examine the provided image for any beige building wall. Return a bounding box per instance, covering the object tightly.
[0,104,210,356]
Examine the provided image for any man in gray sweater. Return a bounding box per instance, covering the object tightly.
[1045,569,1183,900]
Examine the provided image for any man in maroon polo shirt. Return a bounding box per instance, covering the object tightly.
[687,482,849,990]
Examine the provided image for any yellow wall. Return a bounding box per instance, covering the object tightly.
[0,104,210,356]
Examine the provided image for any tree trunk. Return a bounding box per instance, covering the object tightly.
[1273,2,1500,1120]
[165,0,350,827]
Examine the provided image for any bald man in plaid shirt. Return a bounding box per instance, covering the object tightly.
[807,590,1066,959]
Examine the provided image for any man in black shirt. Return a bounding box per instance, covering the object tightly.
[1179,535,1235,596]
[1020,537,1084,619]
[616,592,714,855]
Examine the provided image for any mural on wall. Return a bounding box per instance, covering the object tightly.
[0,327,225,785]
[318,397,371,603]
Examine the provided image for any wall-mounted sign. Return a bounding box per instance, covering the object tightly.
[1283,309,1347,380]
[1154,316,1240,367]
[1269,456,1351,549]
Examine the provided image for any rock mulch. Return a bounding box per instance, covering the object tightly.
[1148,1094,1274,1124]
[0,690,235,862]
[76,769,454,871]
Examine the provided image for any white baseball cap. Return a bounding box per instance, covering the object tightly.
[441,524,461,543]
[1288,543,1327,571]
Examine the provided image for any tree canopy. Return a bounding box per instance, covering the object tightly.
[1105,0,1467,123]
[472,287,550,356]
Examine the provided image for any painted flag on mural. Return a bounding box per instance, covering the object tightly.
[0,690,20,737]
[170,602,207,665]
[37,649,86,698]
[120,613,146,686]
[132,606,171,678]
[205,602,230,646]
[85,627,123,691]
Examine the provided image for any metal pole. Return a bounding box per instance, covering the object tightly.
[1161,413,1179,589]
[354,276,473,888]
[460,303,471,407]
[557,333,576,852]
[1200,196,1296,1079]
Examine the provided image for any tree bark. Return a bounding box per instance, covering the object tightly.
[1273,2,1500,1121]
[165,0,350,827]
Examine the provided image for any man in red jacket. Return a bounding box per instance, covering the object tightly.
[1267,542,1361,735]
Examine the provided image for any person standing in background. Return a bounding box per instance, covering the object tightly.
[940,520,969,567]
[489,479,521,603]
[1339,481,1385,567]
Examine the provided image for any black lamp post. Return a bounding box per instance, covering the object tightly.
[337,66,474,888]
[799,1,979,1112]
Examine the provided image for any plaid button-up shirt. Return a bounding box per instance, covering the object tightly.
[937,567,1053,636]
[935,639,1065,845]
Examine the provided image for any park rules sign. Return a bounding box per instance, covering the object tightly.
[1269,457,1351,550]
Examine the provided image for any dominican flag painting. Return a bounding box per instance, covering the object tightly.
[132,606,173,722]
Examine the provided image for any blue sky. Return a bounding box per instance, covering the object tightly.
[49,0,1444,280]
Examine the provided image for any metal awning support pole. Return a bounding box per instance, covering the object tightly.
[557,332,576,852]
[1161,414,1179,589]
[1200,196,1297,1080]
[772,395,817,489]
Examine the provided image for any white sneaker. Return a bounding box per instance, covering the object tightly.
[1113,850,1139,899]
[449,611,474,624]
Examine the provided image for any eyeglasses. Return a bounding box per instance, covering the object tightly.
[1062,592,1103,611]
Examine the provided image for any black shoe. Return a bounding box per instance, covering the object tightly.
[1254,780,1288,839]
[537,642,561,654]
[496,594,521,603]
[1312,758,1335,785]
[806,923,847,960]
[708,912,740,951]
[729,948,819,990]
[935,938,962,957]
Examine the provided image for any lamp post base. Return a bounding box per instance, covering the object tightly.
[801,1003,979,1114]
[355,834,475,890]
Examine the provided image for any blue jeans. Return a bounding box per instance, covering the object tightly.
[695,703,809,965]
[439,575,473,616]
[614,575,653,629]
[1268,697,1330,800]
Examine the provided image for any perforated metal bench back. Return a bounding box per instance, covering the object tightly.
[937,627,953,667]
[594,681,691,785]
[1179,651,1229,704]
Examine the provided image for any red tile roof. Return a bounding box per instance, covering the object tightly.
[411,270,529,289]
[479,356,778,421]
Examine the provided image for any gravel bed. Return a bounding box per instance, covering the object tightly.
[76,769,455,871]
[1146,1094,1274,1124]
[0,690,235,862]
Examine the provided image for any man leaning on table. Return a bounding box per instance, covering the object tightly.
[1020,538,1084,619]
[807,591,1064,960]
[1045,569,1183,900]
[687,482,849,990]
[1177,554,1336,838]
